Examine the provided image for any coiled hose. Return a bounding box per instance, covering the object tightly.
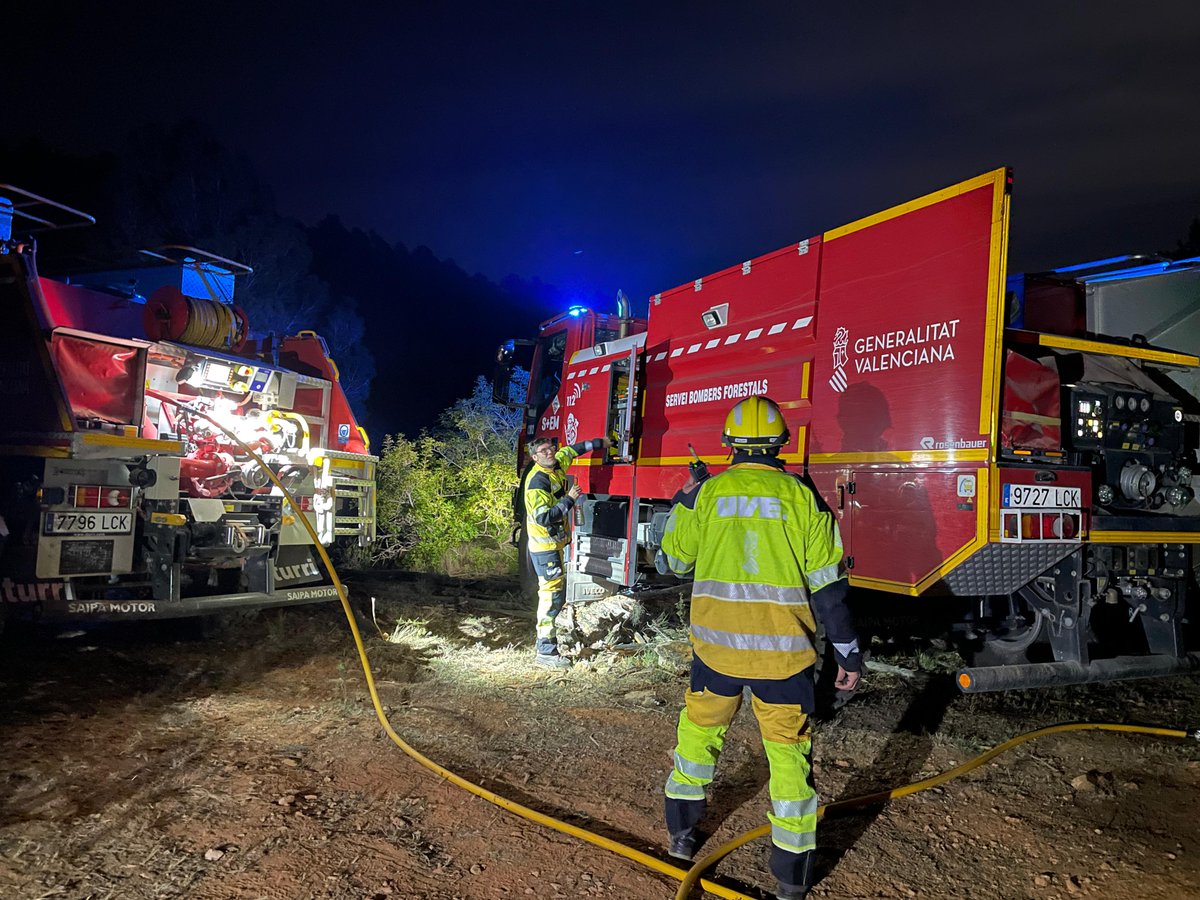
[184,400,1198,900]
[177,296,235,347]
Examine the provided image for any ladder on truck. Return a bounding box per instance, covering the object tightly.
[311,449,377,547]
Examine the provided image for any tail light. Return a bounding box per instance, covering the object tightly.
[1001,510,1082,542]
[72,484,133,508]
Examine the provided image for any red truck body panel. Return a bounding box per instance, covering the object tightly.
[807,171,1008,591]
[554,169,1012,593]
[510,167,1200,686]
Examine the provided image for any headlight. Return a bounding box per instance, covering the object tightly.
[1140,397,1151,413]
[1166,485,1195,507]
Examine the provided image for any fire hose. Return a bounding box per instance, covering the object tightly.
[169,397,1199,899]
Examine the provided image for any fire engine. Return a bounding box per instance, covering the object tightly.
[494,168,1200,692]
[0,186,376,627]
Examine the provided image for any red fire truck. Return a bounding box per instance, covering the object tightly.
[0,186,376,628]
[494,168,1200,691]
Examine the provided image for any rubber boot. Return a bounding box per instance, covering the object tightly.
[774,884,809,900]
[771,847,813,900]
[665,795,704,861]
[667,828,696,862]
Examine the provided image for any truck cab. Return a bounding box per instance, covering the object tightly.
[497,302,647,463]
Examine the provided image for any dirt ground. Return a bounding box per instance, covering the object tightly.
[1,575,1198,900]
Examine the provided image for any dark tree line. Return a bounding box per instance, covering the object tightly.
[1,121,566,436]
[305,216,563,437]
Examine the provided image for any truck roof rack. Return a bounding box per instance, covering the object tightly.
[0,184,96,232]
[137,245,254,276]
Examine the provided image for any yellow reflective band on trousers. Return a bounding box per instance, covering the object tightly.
[665,687,818,854]
[535,570,564,641]
[754,695,817,854]
[663,693,739,801]
[763,737,817,854]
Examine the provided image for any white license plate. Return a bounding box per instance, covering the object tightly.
[1002,484,1081,509]
[44,511,134,535]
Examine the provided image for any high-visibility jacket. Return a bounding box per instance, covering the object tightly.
[522,439,604,553]
[661,461,847,680]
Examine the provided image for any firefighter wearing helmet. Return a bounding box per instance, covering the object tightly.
[522,433,612,667]
[660,396,861,900]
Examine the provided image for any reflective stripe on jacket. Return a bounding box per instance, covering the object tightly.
[661,461,847,680]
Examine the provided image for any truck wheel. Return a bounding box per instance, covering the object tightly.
[969,597,1044,667]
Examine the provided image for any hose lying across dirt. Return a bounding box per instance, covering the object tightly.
[670,721,1195,900]
[192,404,1199,900]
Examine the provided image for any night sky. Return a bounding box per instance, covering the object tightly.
[10,3,1200,323]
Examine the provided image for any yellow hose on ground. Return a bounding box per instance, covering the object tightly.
[672,721,1191,900]
[178,402,746,898]
[171,400,1198,900]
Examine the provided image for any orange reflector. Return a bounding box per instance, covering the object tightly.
[958,673,972,690]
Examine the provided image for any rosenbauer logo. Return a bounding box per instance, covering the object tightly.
[920,436,987,450]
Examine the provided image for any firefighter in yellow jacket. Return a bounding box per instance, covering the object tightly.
[522,435,611,667]
[661,396,861,900]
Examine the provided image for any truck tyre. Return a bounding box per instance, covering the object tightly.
[968,593,1045,667]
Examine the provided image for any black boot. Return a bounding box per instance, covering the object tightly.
[771,847,813,900]
[774,883,809,900]
[665,795,705,862]
[667,829,696,862]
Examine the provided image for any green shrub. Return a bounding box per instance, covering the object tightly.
[367,373,526,574]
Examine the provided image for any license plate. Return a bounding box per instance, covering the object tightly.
[1002,484,1081,509]
[44,511,134,536]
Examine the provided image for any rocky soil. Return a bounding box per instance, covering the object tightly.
[0,574,1197,900]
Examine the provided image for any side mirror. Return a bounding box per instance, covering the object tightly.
[492,340,516,405]
[495,339,516,366]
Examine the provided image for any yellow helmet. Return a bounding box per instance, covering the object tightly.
[722,396,789,449]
